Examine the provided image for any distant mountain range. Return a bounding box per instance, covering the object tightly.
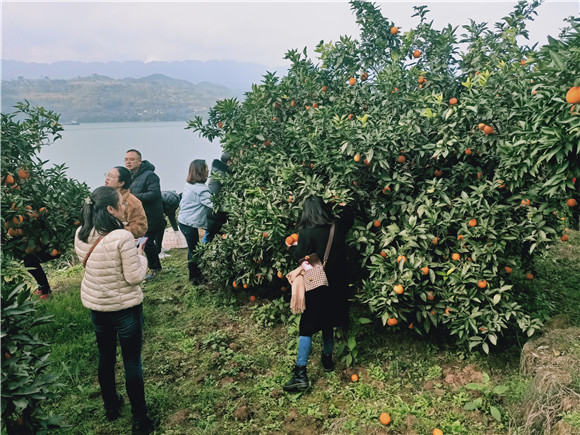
[2,59,286,92]
[1,74,243,123]
[1,59,288,122]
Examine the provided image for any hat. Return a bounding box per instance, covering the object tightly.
[221,152,231,163]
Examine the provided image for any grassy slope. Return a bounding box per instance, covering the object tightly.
[34,231,580,434]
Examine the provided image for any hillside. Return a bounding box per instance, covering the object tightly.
[1,74,243,123]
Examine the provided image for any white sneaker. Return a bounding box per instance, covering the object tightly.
[158,252,171,259]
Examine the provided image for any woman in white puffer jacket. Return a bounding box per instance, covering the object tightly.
[74,186,158,434]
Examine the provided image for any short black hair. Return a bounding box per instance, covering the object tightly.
[114,166,132,189]
[125,149,142,159]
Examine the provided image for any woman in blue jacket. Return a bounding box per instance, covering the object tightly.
[178,160,212,285]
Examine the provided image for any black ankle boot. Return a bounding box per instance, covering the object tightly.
[105,393,123,421]
[132,415,160,435]
[321,353,334,372]
[283,365,309,391]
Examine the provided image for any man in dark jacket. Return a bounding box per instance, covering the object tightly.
[161,191,181,232]
[203,152,230,243]
[125,149,164,279]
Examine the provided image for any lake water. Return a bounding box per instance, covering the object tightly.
[38,121,223,193]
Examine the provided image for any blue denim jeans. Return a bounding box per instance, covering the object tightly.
[90,304,148,420]
[179,223,202,280]
[296,329,334,366]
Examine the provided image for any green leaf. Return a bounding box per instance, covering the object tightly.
[490,405,502,421]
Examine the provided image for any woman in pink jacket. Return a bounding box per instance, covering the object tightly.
[74,186,158,434]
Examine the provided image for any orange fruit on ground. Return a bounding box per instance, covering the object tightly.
[249,295,256,301]
[433,429,443,435]
[449,97,458,105]
[412,50,421,58]
[478,123,486,130]
[452,253,460,261]
[390,26,398,35]
[420,266,429,275]
[353,153,361,162]
[4,174,15,185]
[526,273,534,280]
[351,374,359,382]
[468,219,477,227]
[380,251,388,258]
[397,155,406,163]
[291,233,299,243]
[483,125,495,135]
[349,77,356,86]
[427,291,435,301]
[565,86,580,104]
[373,219,381,228]
[561,234,569,242]
[567,198,577,207]
[477,280,487,289]
[285,236,295,245]
[387,318,398,326]
[397,255,406,264]
[505,266,513,274]
[277,270,284,279]
[465,148,472,155]
[393,285,404,295]
[379,412,391,425]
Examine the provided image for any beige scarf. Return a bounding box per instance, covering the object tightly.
[287,266,306,314]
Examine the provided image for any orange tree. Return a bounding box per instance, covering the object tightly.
[1,101,89,261]
[188,1,580,352]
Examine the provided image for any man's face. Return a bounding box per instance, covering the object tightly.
[125,151,142,171]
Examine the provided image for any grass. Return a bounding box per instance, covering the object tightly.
[32,230,580,434]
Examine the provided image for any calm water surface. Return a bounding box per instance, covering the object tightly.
[39,121,223,192]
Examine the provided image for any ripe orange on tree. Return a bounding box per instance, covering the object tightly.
[457,234,464,241]
[397,155,406,163]
[387,317,398,326]
[390,26,398,35]
[364,158,371,166]
[567,198,577,207]
[434,169,443,177]
[483,125,495,135]
[18,168,30,179]
[432,237,439,245]
[349,77,356,86]
[50,248,59,257]
[382,186,391,194]
[250,295,256,301]
[353,153,361,162]
[526,273,534,280]
[427,291,435,301]
[243,284,249,289]
[397,255,406,263]
[4,174,15,185]
[449,97,458,105]
[465,148,472,155]
[380,251,388,258]
[291,233,299,243]
[217,122,223,129]
[452,253,460,261]
[379,412,391,425]
[412,50,421,58]
[277,270,284,279]
[477,280,487,289]
[468,219,477,227]
[393,284,404,294]
[321,85,327,92]
[285,236,295,245]
[478,123,486,130]
[348,113,355,120]
[565,86,580,104]
[521,198,530,206]
[420,266,429,275]
[505,266,513,274]
[418,75,426,84]
[373,219,381,228]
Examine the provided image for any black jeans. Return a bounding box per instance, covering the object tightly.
[23,252,58,294]
[143,226,163,270]
[90,304,148,421]
[178,223,202,280]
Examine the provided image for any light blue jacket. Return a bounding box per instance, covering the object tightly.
[178,182,212,229]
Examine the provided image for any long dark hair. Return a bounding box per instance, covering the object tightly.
[297,195,335,229]
[114,166,132,189]
[78,186,124,242]
[186,159,208,184]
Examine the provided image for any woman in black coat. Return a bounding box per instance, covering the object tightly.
[283,195,354,392]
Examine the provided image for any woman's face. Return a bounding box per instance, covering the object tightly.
[107,192,126,221]
[104,168,123,190]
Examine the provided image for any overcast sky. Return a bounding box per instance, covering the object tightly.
[2,1,579,68]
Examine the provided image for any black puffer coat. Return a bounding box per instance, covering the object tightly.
[129,160,164,230]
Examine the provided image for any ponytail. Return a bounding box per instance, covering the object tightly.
[78,186,124,243]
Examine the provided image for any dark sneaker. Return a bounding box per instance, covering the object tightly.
[132,416,160,435]
[321,353,334,372]
[144,269,160,281]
